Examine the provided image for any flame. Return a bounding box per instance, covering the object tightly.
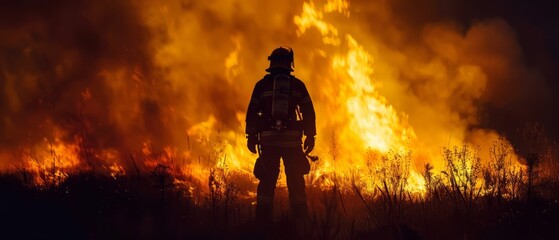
[0,0,533,197]
[18,128,81,186]
[331,35,415,154]
[291,0,419,193]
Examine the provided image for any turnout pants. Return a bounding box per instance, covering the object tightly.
[254,145,310,221]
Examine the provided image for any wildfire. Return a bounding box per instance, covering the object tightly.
[292,0,419,193]
[1,0,532,197]
[18,129,81,186]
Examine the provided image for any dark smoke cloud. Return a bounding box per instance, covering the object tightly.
[0,0,164,165]
[1,0,557,171]
[352,0,559,152]
[0,0,302,170]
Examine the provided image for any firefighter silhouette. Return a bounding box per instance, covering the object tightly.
[245,47,316,223]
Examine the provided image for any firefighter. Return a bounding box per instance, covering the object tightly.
[245,47,316,223]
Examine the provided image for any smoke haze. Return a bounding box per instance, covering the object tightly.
[1,0,557,175]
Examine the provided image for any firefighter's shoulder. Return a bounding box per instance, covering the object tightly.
[291,76,308,89]
[252,76,267,91]
[255,74,272,85]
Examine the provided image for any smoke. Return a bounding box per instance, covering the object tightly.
[0,0,556,173]
[0,0,307,171]
[349,0,557,154]
[0,0,162,167]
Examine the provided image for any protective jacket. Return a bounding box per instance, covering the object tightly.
[245,73,316,147]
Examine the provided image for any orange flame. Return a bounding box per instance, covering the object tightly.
[1,0,532,197]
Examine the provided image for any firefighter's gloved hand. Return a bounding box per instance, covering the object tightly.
[247,135,258,154]
[304,135,315,154]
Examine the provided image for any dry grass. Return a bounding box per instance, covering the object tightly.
[2,137,559,239]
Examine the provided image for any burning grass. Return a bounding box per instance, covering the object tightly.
[2,0,559,238]
[2,138,559,240]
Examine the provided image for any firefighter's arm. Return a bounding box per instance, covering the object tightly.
[299,83,316,154]
[299,84,316,138]
[245,83,262,136]
[245,83,261,154]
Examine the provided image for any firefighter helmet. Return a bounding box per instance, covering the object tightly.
[266,47,294,72]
